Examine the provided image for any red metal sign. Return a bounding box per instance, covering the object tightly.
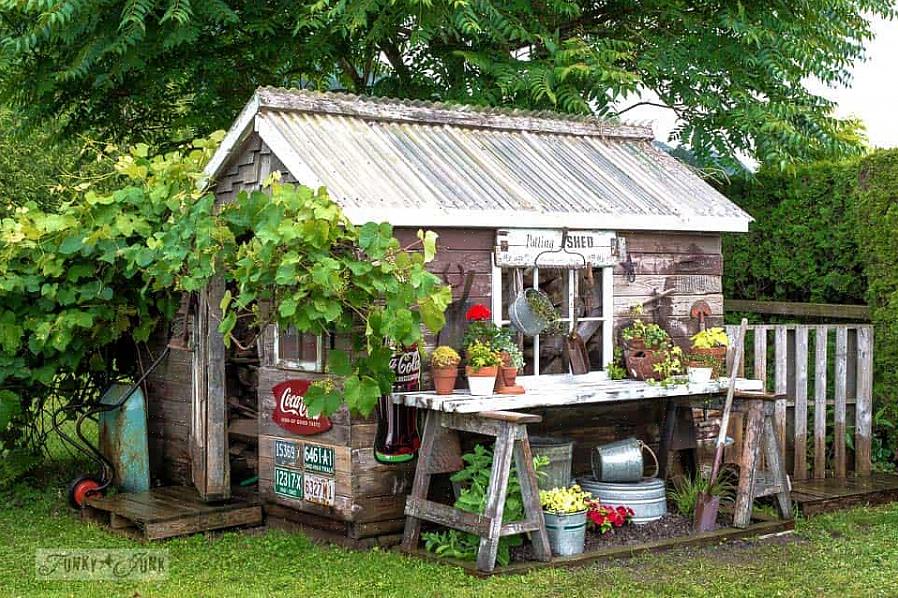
[271,379,332,436]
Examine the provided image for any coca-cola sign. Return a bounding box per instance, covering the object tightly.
[271,379,332,436]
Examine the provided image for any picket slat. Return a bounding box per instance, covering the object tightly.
[834,328,848,479]
[774,327,788,451]
[793,327,809,481]
[855,326,874,476]
[814,326,828,480]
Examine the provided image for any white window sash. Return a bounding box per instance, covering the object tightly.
[273,326,325,372]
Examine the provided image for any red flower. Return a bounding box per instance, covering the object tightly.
[465,304,491,321]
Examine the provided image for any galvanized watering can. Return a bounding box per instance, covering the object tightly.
[591,437,658,483]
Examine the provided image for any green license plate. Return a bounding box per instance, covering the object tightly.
[303,443,335,475]
[273,466,303,500]
[274,439,299,467]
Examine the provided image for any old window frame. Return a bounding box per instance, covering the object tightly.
[490,260,614,377]
[273,326,325,372]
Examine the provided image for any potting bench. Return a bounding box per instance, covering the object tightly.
[394,378,791,572]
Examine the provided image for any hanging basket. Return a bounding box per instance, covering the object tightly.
[509,288,558,336]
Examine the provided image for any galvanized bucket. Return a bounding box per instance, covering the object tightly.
[543,510,588,556]
[529,436,574,490]
[509,289,550,336]
[591,438,659,483]
[579,476,667,525]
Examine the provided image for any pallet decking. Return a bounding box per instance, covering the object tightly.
[82,486,263,540]
[791,473,898,516]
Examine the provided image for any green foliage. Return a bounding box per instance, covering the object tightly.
[621,305,672,350]
[606,348,627,380]
[430,346,460,368]
[0,1,892,167]
[0,133,450,453]
[690,328,729,349]
[465,341,503,370]
[422,444,547,566]
[668,470,736,517]
[854,149,898,454]
[722,161,866,304]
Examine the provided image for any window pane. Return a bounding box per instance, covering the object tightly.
[278,327,320,368]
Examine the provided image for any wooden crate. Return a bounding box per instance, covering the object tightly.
[82,486,262,541]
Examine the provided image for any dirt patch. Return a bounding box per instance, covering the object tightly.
[511,512,735,562]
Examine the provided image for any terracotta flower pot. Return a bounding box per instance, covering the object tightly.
[466,365,498,396]
[501,367,518,387]
[624,349,665,381]
[432,366,459,395]
[689,346,728,377]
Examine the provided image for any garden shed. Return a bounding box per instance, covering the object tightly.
[136,87,760,547]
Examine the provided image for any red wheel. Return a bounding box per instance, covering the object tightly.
[68,475,103,508]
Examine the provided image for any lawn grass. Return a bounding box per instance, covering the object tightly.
[3,461,898,597]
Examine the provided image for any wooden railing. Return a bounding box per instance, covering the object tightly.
[724,323,874,480]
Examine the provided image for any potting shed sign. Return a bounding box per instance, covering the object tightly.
[271,379,332,435]
[495,229,618,268]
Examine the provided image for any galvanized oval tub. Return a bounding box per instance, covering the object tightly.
[579,476,667,525]
[530,436,574,490]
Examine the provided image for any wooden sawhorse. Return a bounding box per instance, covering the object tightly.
[658,391,792,527]
[401,410,551,573]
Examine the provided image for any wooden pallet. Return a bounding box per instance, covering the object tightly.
[791,473,898,516]
[83,486,263,540]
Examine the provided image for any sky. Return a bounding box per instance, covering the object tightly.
[615,14,898,150]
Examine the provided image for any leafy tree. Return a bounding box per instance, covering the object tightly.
[0,1,892,168]
[0,134,450,451]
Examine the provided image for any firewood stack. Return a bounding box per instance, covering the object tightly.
[226,313,260,485]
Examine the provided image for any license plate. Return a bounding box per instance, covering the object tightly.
[273,466,303,500]
[303,473,335,506]
[303,443,335,475]
[274,439,300,467]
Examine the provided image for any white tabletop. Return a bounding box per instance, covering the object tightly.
[391,376,731,414]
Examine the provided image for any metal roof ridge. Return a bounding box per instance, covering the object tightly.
[254,86,654,140]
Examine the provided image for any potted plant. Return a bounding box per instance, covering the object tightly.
[465,340,503,396]
[688,327,729,378]
[539,484,593,556]
[492,331,525,393]
[620,306,675,381]
[587,500,635,535]
[431,346,461,395]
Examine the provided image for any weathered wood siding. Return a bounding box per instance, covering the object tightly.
[144,335,193,486]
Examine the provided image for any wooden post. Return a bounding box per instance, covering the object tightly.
[513,430,551,562]
[855,326,874,477]
[754,326,768,391]
[793,327,809,481]
[401,411,442,552]
[476,423,517,572]
[763,413,792,519]
[774,327,788,453]
[814,326,828,480]
[734,399,764,528]
[834,327,848,479]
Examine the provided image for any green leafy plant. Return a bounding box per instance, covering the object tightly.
[691,328,729,349]
[606,348,627,380]
[648,346,685,387]
[0,134,451,454]
[493,332,525,369]
[466,341,503,370]
[668,470,736,518]
[621,305,671,350]
[422,444,548,566]
[430,346,461,368]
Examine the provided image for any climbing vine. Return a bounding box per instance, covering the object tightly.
[0,133,450,453]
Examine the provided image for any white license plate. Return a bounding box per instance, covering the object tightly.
[303,473,335,506]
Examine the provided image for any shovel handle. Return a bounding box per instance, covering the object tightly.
[708,318,748,484]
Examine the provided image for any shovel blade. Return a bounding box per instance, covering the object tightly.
[693,493,721,532]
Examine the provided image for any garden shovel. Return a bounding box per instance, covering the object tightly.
[694,318,748,532]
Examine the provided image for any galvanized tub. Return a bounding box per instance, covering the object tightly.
[591,437,658,483]
[578,476,667,525]
[543,510,587,556]
[530,436,574,490]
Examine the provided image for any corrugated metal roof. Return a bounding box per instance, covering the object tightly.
[206,88,752,232]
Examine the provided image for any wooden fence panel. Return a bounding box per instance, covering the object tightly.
[814,326,828,480]
[774,327,788,451]
[834,328,848,478]
[793,327,809,481]
[856,327,874,476]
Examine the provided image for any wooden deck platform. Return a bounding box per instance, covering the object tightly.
[83,486,263,540]
[791,473,898,516]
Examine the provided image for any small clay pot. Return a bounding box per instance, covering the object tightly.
[501,366,518,387]
[432,366,459,395]
[624,349,664,381]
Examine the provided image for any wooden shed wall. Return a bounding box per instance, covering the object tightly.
[144,337,193,486]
